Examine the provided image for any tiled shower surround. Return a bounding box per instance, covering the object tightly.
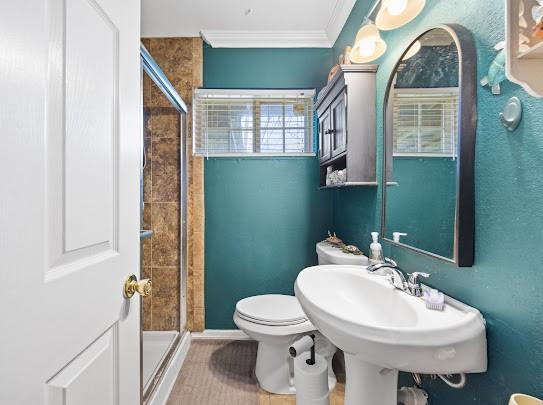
[142,38,204,332]
[142,102,181,330]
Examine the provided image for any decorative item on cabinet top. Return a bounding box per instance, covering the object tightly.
[505,0,543,97]
[315,65,378,189]
[327,47,352,83]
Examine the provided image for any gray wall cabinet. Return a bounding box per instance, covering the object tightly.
[315,65,378,188]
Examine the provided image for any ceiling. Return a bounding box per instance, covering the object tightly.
[141,0,357,48]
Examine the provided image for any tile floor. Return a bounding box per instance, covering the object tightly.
[258,383,345,405]
[166,339,346,405]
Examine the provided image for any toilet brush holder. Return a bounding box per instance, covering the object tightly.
[290,335,330,405]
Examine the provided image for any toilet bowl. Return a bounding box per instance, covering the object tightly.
[234,241,368,394]
[234,294,336,394]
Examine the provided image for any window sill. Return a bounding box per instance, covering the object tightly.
[194,152,316,158]
[393,153,457,158]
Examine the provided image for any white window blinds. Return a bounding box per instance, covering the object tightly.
[392,88,459,157]
[193,89,315,156]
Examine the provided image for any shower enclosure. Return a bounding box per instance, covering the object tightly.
[140,44,188,403]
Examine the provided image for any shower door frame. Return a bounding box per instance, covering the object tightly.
[140,43,189,405]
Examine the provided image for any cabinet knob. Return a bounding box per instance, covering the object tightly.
[325,129,335,134]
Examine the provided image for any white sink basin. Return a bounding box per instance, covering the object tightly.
[294,265,487,405]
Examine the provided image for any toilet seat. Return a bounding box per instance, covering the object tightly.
[236,295,308,326]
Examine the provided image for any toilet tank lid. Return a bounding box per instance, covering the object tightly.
[236,295,307,324]
[316,241,369,265]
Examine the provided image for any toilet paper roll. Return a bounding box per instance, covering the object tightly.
[289,335,314,358]
[294,353,329,405]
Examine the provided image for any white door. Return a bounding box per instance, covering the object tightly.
[0,0,141,404]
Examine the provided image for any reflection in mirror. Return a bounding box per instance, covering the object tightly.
[382,25,476,266]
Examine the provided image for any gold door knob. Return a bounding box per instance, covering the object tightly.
[123,274,152,298]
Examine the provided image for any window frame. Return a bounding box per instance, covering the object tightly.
[193,89,316,157]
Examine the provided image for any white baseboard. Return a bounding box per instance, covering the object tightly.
[191,329,251,340]
[147,332,192,405]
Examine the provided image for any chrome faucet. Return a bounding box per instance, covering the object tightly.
[367,258,429,297]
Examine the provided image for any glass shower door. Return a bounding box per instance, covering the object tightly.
[140,44,188,404]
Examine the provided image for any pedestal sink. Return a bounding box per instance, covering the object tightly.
[294,265,487,405]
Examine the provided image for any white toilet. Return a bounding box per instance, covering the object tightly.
[234,241,368,394]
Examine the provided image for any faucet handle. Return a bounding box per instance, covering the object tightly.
[388,270,407,290]
[407,272,430,297]
[384,257,397,267]
[408,272,430,283]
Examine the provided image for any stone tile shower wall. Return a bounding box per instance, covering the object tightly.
[142,38,205,332]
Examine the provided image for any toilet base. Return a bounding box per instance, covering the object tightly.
[233,307,337,395]
[255,340,337,395]
[255,342,295,394]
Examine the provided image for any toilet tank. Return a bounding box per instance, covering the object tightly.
[316,241,369,266]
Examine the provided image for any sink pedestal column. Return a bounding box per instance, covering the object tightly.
[344,353,398,405]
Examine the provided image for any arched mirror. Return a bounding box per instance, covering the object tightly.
[382,24,476,267]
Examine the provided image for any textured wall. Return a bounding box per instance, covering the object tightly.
[203,46,334,329]
[203,46,333,90]
[331,0,543,403]
[204,158,333,329]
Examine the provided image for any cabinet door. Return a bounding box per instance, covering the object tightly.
[331,90,347,157]
[318,110,332,162]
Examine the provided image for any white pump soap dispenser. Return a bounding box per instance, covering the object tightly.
[369,232,385,265]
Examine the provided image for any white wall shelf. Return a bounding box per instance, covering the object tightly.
[506,0,543,97]
[518,41,543,59]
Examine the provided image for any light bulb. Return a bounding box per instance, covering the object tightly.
[350,22,387,63]
[387,0,408,16]
[359,39,377,57]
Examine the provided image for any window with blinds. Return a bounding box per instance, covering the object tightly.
[392,88,459,157]
[193,89,315,156]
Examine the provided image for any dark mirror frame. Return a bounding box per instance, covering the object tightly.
[381,24,477,267]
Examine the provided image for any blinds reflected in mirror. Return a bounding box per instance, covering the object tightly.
[392,88,459,157]
[193,89,314,156]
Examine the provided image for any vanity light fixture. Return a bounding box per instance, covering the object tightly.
[349,0,426,64]
[375,0,426,30]
[350,21,387,63]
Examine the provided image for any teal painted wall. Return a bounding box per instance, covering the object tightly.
[204,158,332,328]
[203,46,333,90]
[331,0,543,403]
[387,158,456,258]
[203,46,334,329]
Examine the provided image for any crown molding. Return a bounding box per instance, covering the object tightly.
[326,0,358,46]
[201,29,333,48]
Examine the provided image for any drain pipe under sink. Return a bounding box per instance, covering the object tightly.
[397,386,428,405]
